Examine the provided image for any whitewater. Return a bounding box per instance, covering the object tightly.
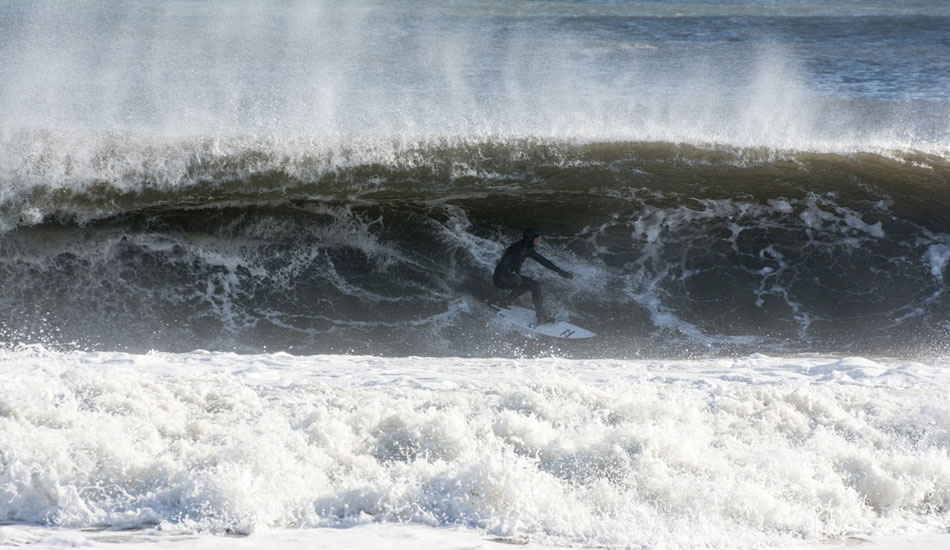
[2,0,950,548]
[2,348,949,549]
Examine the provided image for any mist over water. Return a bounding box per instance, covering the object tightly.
[2,0,949,145]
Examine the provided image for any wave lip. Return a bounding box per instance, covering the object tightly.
[2,132,948,230]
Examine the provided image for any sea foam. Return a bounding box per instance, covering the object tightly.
[1,348,948,549]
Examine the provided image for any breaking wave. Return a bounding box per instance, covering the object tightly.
[2,135,949,357]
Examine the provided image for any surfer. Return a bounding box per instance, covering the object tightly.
[493,227,573,324]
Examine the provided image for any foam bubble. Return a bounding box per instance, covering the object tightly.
[925,244,950,281]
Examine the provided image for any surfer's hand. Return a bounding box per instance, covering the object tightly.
[559,269,574,280]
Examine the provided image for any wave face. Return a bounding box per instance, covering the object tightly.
[2,137,950,357]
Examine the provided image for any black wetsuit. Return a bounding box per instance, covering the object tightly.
[492,231,571,320]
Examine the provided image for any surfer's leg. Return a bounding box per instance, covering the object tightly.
[502,288,527,307]
[526,278,541,311]
[522,277,550,323]
[493,274,522,307]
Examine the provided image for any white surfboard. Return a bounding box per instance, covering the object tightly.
[492,304,595,339]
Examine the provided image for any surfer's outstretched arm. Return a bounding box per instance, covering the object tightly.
[529,250,574,279]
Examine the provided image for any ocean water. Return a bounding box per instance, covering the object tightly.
[1,1,949,548]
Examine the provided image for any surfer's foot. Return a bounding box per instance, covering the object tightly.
[536,313,555,325]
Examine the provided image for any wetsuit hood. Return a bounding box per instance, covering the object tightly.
[522,227,540,246]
